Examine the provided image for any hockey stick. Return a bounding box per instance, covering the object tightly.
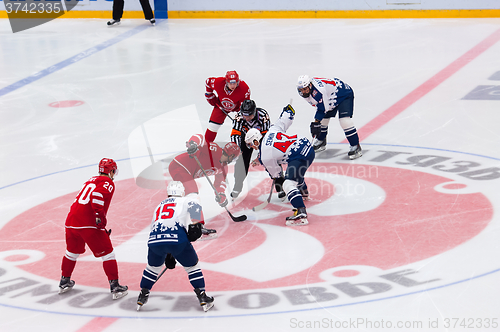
[252,99,293,212]
[192,155,247,222]
[219,107,234,121]
[137,265,169,311]
[252,179,275,212]
[156,266,168,283]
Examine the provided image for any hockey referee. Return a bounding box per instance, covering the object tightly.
[230,99,271,199]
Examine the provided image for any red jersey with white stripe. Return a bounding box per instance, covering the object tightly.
[65,175,115,229]
[205,77,251,113]
[170,142,227,193]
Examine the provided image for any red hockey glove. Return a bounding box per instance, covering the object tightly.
[205,93,221,108]
[95,213,107,229]
[215,193,228,208]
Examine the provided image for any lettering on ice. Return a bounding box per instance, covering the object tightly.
[0,267,439,313]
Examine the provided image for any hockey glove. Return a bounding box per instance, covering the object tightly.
[95,213,107,229]
[283,104,296,115]
[310,121,321,138]
[165,253,176,269]
[215,193,228,208]
[274,177,286,201]
[186,142,199,155]
[206,93,221,108]
[274,176,285,193]
[187,223,203,242]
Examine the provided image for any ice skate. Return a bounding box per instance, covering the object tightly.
[58,276,75,294]
[312,138,327,153]
[109,279,128,300]
[348,144,362,160]
[107,19,121,26]
[149,19,156,26]
[230,190,240,200]
[136,288,150,311]
[285,207,309,226]
[194,288,214,312]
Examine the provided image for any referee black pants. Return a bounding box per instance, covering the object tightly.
[112,0,154,20]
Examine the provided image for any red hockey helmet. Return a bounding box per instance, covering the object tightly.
[223,142,240,162]
[225,70,240,84]
[99,158,118,175]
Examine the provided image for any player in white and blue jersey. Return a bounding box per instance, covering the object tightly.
[297,75,362,159]
[136,181,214,312]
[245,104,315,226]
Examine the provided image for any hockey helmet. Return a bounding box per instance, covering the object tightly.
[241,99,256,117]
[297,75,312,97]
[225,70,240,84]
[99,158,118,176]
[223,142,241,162]
[167,181,185,197]
[244,128,262,148]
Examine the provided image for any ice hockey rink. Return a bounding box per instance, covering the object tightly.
[1,17,500,332]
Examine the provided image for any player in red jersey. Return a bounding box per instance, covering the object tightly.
[169,134,240,207]
[58,158,128,300]
[168,134,240,235]
[204,70,251,142]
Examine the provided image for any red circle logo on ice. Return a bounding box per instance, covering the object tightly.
[0,161,493,291]
[48,100,85,108]
[0,145,500,317]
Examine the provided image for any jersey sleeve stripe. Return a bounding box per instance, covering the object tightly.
[92,199,105,206]
[231,129,242,136]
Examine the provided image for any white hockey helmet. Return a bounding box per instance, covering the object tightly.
[297,75,312,97]
[245,128,262,147]
[167,181,185,197]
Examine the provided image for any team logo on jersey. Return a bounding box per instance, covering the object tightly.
[0,144,498,318]
[221,98,236,111]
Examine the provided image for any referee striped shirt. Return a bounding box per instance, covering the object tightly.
[231,107,271,146]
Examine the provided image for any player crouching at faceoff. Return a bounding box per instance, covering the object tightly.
[168,134,240,235]
[246,104,315,226]
[137,181,214,312]
[59,158,128,300]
